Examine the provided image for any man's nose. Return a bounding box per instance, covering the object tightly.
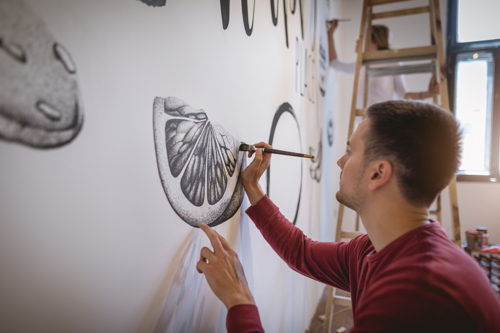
[337,154,346,168]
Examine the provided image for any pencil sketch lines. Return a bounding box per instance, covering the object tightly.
[154,97,244,227]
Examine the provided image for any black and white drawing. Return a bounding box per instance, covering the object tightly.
[0,0,83,148]
[309,136,322,182]
[267,102,302,225]
[220,0,230,29]
[137,0,166,7]
[327,119,333,146]
[153,97,245,227]
[242,0,256,36]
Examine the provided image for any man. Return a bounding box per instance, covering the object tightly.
[196,100,500,332]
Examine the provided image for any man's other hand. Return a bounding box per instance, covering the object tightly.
[196,224,255,309]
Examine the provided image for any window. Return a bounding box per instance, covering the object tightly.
[447,0,500,182]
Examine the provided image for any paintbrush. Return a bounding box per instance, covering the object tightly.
[239,143,314,159]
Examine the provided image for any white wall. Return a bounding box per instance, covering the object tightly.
[2,1,497,332]
[0,0,339,332]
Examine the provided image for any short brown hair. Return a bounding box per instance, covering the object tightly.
[364,100,462,207]
[371,25,390,50]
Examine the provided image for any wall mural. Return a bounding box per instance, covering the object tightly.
[153,97,245,228]
[220,0,306,48]
[138,0,166,7]
[309,137,322,182]
[0,0,83,148]
[327,119,333,146]
[220,0,230,29]
[266,102,302,225]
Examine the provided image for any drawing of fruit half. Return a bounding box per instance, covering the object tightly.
[153,96,245,227]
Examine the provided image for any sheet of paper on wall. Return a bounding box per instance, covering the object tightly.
[0,0,84,148]
[153,96,245,227]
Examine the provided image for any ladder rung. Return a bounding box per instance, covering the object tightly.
[341,231,365,239]
[363,46,437,65]
[370,0,412,5]
[367,63,435,77]
[355,108,366,116]
[372,6,429,20]
[429,209,440,215]
[333,295,352,307]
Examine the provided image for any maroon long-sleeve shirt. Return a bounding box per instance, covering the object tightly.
[226,195,500,333]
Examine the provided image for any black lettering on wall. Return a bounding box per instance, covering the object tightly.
[308,0,317,52]
[283,0,289,48]
[220,0,230,29]
[290,0,304,40]
[242,0,256,36]
[270,0,279,26]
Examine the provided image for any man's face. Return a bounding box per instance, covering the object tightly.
[336,119,370,212]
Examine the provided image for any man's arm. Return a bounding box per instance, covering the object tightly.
[327,20,339,63]
[242,143,352,290]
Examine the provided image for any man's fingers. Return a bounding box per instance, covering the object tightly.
[200,246,215,263]
[252,142,273,168]
[200,223,224,254]
[252,142,273,149]
[253,147,263,164]
[196,260,208,274]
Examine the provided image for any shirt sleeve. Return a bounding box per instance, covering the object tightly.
[330,59,356,75]
[245,195,351,291]
[393,74,408,99]
[226,304,264,333]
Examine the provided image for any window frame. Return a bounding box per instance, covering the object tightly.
[447,0,500,183]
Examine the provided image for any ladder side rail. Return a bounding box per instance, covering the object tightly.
[323,287,334,333]
[348,0,371,139]
[430,0,461,245]
[363,6,373,110]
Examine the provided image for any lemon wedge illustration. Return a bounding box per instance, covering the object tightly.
[153,97,244,227]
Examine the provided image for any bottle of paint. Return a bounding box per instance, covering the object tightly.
[465,230,483,251]
[476,226,489,248]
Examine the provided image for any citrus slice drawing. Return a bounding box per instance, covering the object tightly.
[153,96,245,227]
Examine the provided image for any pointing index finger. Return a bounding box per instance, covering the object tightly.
[199,223,224,254]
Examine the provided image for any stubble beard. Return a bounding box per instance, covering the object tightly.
[335,169,366,213]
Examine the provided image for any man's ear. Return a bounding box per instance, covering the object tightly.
[368,160,392,191]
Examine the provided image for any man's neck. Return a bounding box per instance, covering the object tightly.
[360,198,430,253]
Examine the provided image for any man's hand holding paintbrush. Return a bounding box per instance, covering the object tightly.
[241,142,273,206]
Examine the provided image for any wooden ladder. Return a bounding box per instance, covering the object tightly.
[323,1,461,332]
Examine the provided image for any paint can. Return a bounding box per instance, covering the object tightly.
[465,230,484,251]
[476,226,489,248]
